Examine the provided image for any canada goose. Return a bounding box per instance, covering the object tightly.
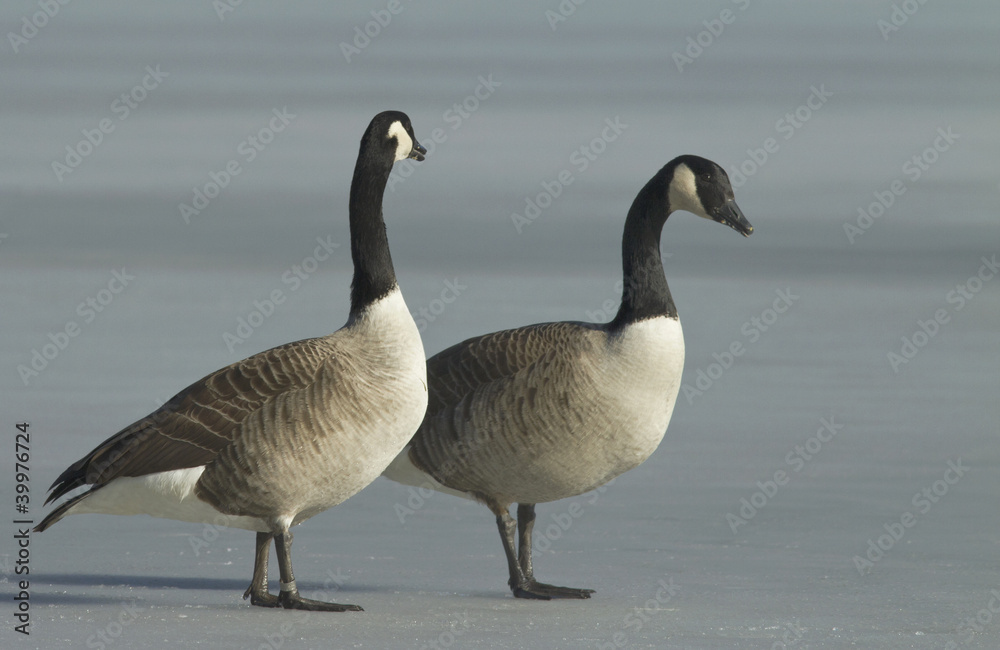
[383,155,752,599]
[36,111,429,612]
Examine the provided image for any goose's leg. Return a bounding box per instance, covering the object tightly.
[516,503,594,599]
[244,531,280,607]
[494,506,547,600]
[516,503,538,579]
[492,503,593,599]
[273,531,363,612]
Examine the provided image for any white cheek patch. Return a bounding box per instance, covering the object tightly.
[387,121,413,162]
[667,163,709,219]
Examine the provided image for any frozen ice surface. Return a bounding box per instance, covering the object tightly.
[2,2,998,648]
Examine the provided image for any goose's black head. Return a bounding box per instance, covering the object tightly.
[362,111,427,165]
[665,155,753,237]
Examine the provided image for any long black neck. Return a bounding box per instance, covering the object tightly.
[609,171,677,330]
[348,150,397,314]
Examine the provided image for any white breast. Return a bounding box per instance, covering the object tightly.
[605,316,685,441]
[293,288,427,515]
[348,288,428,421]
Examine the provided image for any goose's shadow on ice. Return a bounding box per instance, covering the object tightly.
[29,573,385,606]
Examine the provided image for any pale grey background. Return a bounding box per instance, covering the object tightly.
[2,1,998,648]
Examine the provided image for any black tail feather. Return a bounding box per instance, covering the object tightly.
[44,457,91,506]
[34,489,93,532]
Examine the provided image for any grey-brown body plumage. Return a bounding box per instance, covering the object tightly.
[407,319,684,508]
[38,311,424,532]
